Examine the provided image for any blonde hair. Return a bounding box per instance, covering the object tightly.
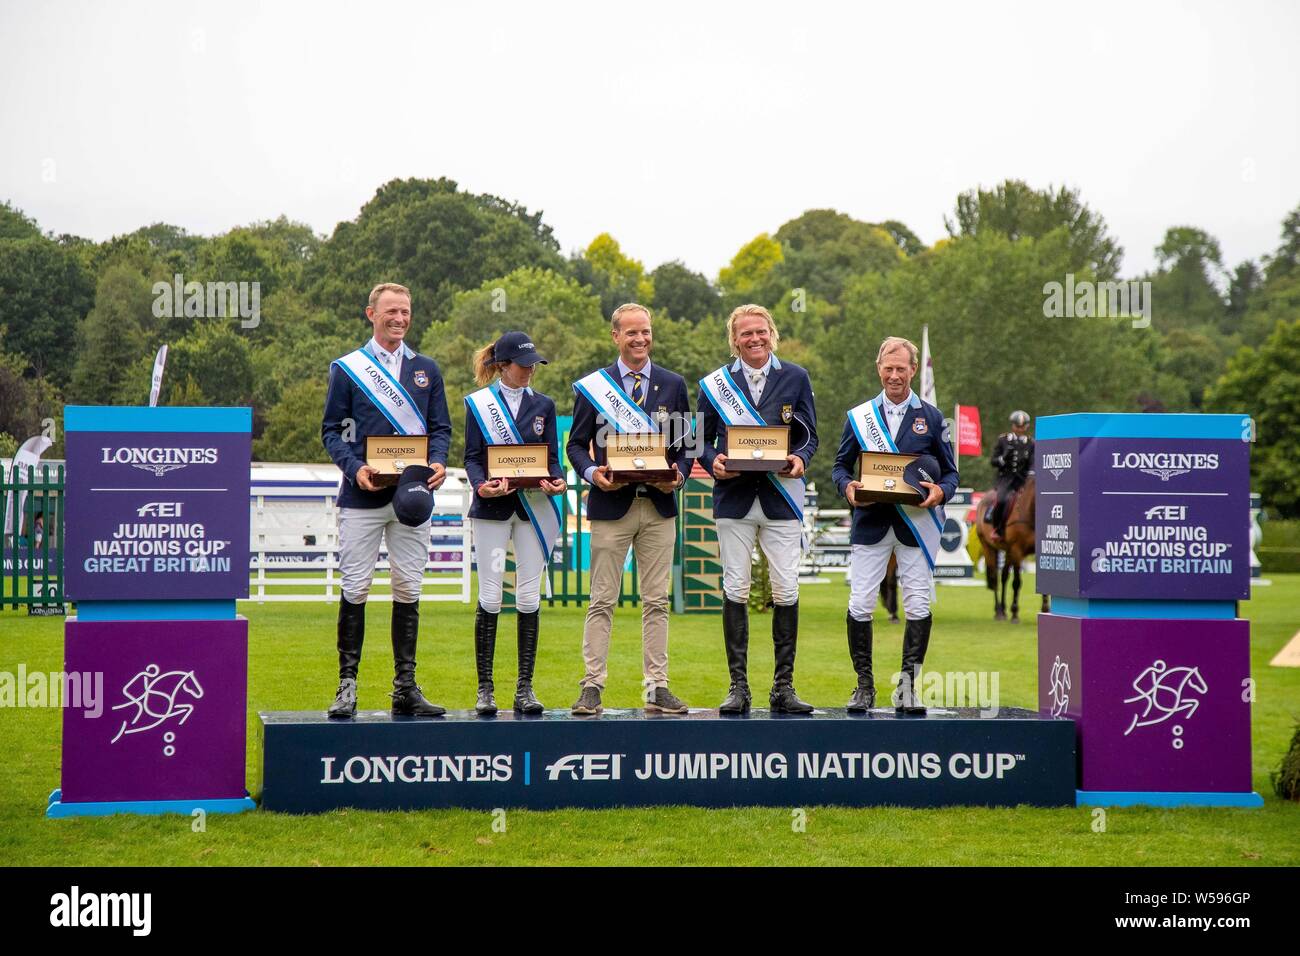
[611,302,651,330]
[368,282,411,310]
[473,342,506,387]
[727,304,781,358]
[876,336,918,367]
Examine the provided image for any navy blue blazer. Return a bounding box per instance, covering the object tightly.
[566,362,691,521]
[464,387,564,522]
[321,341,452,509]
[697,357,818,521]
[830,392,959,546]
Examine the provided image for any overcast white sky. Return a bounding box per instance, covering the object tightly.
[2,0,1297,280]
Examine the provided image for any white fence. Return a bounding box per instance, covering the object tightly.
[247,467,472,603]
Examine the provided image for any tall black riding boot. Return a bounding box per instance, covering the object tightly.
[390,600,445,717]
[718,599,751,714]
[514,608,544,714]
[845,612,876,712]
[328,597,366,719]
[894,614,933,715]
[769,601,813,714]
[474,603,498,715]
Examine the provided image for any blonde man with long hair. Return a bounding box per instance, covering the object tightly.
[697,304,819,714]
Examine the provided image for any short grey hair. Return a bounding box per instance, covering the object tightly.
[876,336,919,367]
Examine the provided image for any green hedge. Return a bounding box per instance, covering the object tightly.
[1259,517,1300,574]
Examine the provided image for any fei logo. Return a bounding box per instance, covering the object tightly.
[1143,505,1186,521]
[1122,659,1207,750]
[110,664,204,755]
[1047,656,1071,718]
[544,753,624,781]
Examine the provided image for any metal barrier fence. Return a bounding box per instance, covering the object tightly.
[249,483,471,603]
[3,466,655,609]
[1,462,64,612]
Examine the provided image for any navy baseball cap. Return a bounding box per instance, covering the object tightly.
[903,454,941,496]
[493,331,548,367]
[393,465,435,527]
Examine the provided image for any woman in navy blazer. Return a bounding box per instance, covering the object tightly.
[463,332,566,716]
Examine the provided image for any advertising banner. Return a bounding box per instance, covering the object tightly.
[259,708,1077,812]
[60,618,250,804]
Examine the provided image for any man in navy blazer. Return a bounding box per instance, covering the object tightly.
[831,335,958,714]
[320,282,452,719]
[566,303,691,716]
[698,304,818,714]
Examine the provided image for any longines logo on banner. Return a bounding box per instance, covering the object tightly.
[1110,451,1219,481]
[1041,452,1072,480]
[100,446,219,477]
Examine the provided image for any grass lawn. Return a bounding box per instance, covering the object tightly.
[2,573,1298,866]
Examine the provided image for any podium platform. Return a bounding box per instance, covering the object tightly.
[258,707,1076,813]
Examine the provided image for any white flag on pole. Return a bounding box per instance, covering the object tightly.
[149,344,168,407]
[920,325,937,406]
[5,435,52,536]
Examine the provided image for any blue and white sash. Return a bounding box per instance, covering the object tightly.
[699,364,807,543]
[572,368,658,434]
[847,392,946,570]
[465,386,563,573]
[332,346,427,436]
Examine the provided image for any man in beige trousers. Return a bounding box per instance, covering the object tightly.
[566,304,693,715]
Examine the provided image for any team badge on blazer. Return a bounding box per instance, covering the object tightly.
[413,370,429,388]
[781,403,793,423]
[912,417,928,435]
[533,416,545,436]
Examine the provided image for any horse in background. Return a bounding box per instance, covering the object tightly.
[974,476,1048,622]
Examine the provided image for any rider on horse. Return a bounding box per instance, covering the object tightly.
[987,410,1034,543]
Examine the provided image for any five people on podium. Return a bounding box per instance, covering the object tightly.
[321,285,958,718]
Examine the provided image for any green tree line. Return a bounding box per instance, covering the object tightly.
[2,177,1297,514]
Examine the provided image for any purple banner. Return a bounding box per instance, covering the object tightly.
[1038,613,1252,793]
[64,430,250,600]
[61,618,249,803]
[1036,437,1250,600]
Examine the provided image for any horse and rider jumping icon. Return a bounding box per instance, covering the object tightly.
[110,664,205,753]
[1122,658,1208,748]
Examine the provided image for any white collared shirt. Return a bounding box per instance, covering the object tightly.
[731,354,781,405]
[368,337,413,378]
[496,380,532,418]
[881,389,916,439]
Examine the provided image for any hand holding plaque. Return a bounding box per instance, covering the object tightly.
[723,425,790,472]
[853,450,925,506]
[606,432,678,484]
[365,435,430,488]
[486,444,551,489]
